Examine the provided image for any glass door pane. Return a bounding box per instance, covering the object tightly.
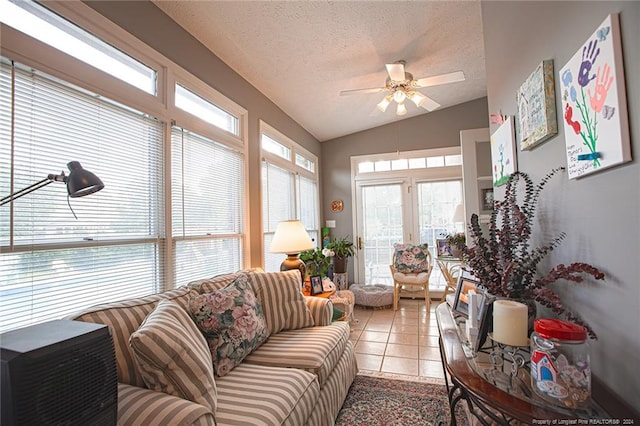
[357,183,404,285]
[416,180,463,287]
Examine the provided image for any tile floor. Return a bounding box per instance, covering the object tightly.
[348,298,446,379]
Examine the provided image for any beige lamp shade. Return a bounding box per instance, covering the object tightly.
[452,203,465,223]
[270,220,314,254]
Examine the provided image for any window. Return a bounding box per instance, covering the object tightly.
[0,0,157,94]
[175,84,239,136]
[260,122,319,271]
[0,1,248,333]
[0,60,164,332]
[171,127,244,284]
[356,150,462,174]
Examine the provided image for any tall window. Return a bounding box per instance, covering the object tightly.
[171,127,244,284]
[0,61,164,332]
[0,1,247,332]
[261,122,319,271]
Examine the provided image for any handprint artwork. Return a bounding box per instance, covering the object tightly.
[560,14,631,179]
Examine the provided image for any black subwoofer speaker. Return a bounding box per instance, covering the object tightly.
[1,320,117,426]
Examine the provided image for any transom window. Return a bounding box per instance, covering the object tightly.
[175,83,239,136]
[357,152,462,174]
[0,0,157,94]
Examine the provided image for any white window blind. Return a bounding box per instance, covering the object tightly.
[298,174,319,244]
[171,127,244,285]
[261,161,295,272]
[0,60,164,333]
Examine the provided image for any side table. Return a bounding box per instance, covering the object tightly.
[435,256,463,302]
[435,303,635,424]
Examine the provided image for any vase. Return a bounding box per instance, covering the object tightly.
[333,256,348,274]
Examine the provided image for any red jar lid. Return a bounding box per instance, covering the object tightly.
[534,318,587,341]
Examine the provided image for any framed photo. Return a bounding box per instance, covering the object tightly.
[480,187,494,211]
[475,293,496,353]
[436,239,453,258]
[310,275,324,295]
[453,274,482,317]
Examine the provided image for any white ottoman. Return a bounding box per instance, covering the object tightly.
[350,284,394,308]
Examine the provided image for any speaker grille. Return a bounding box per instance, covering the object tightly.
[11,327,117,425]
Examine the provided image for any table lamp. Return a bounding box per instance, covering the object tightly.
[452,203,465,224]
[270,220,314,282]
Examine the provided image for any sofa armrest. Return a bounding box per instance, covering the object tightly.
[117,383,215,426]
[304,296,333,326]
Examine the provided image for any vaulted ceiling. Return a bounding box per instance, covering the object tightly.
[153,1,487,141]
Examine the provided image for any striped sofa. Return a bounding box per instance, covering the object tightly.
[67,270,358,425]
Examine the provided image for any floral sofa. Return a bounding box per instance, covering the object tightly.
[67,269,358,425]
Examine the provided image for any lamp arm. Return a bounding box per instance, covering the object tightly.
[0,173,65,206]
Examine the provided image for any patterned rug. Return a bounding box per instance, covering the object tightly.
[336,372,470,426]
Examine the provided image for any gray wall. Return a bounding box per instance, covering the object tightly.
[321,97,489,277]
[482,1,639,410]
[84,1,322,268]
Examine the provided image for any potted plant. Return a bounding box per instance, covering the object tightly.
[445,232,466,258]
[460,168,605,339]
[326,236,355,274]
[299,247,333,278]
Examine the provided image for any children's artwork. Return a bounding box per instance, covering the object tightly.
[560,13,631,179]
[490,116,517,187]
[516,60,558,150]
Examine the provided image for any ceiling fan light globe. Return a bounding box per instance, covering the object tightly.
[409,91,426,107]
[393,90,406,103]
[376,96,392,112]
[396,103,407,116]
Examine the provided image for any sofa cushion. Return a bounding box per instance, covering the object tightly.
[248,270,314,334]
[187,268,264,294]
[243,321,351,387]
[214,363,319,426]
[129,300,218,413]
[189,274,269,377]
[66,286,198,387]
[393,243,430,273]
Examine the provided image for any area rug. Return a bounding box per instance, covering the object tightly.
[336,372,470,426]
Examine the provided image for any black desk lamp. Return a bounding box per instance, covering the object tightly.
[1,161,104,206]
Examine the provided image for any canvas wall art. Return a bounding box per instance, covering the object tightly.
[560,13,631,179]
[516,60,558,150]
[490,116,517,187]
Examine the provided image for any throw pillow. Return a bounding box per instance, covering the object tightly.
[393,243,430,273]
[189,274,269,377]
[248,270,315,334]
[129,300,217,413]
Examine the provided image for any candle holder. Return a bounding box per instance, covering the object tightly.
[482,333,532,398]
[488,333,530,377]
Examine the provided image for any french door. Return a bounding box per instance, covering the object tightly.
[354,178,463,287]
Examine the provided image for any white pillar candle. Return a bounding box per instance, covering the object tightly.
[492,300,528,346]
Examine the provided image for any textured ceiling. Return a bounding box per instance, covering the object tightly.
[153,1,487,142]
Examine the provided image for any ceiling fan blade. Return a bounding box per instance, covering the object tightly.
[419,95,441,112]
[385,62,406,81]
[339,87,386,96]
[415,71,465,88]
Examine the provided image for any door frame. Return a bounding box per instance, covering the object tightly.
[350,147,462,284]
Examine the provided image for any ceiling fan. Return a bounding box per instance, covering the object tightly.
[340,60,465,115]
